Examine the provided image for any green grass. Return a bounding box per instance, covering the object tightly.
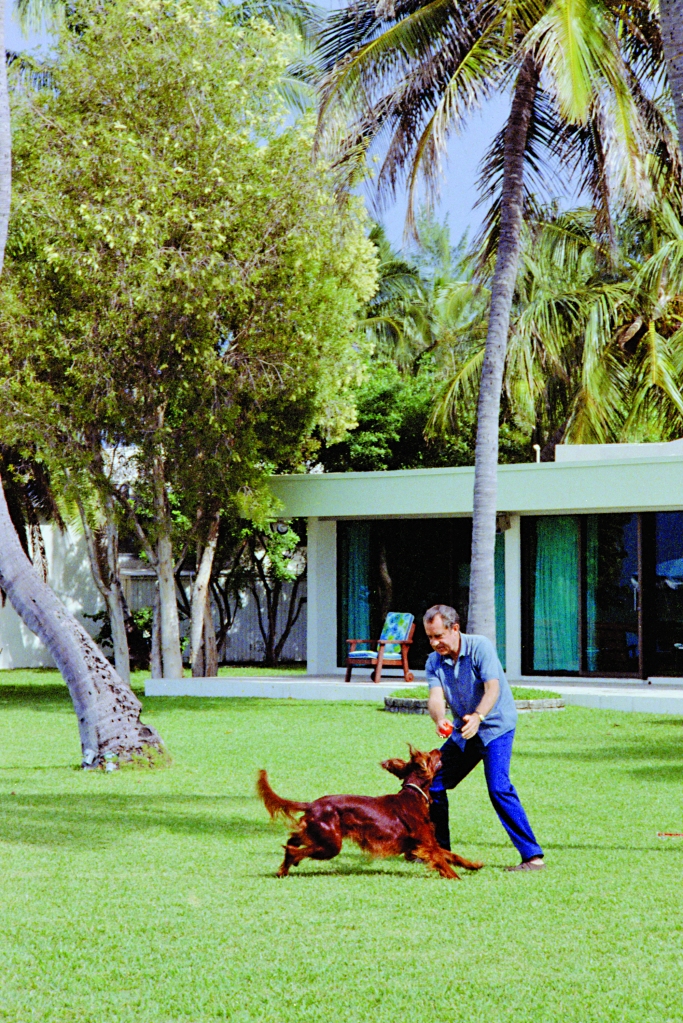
[391,684,561,700]
[0,671,682,1022]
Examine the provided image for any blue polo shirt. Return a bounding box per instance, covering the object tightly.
[426,633,517,750]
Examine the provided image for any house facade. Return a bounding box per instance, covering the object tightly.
[269,442,683,681]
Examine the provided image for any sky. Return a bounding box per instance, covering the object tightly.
[366,94,511,251]
[3,2,514,252]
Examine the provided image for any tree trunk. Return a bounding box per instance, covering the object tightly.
[0,475,162,765]
[152,455,183,678]
[203,598,218,676]
[190,510,220,677]
[151,586,163,678]
[467,54,539,642]
[75,489,132,684]
[659,0,683,163]
[103,499,132,684]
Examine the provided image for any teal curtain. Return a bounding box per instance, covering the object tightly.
[534,516,580,671]
[347,522,371,646]
[495,532,506,669]
[585,516,598,671]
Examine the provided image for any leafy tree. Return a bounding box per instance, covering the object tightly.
[316,362,530,470]
[0,0,377,682]
[0,0,163,766]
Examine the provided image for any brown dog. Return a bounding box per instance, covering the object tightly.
[257,746,483,879]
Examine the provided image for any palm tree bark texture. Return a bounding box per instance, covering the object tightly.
[0,477,162,765]
[467,54,539,641]
[0,0,163,765]
[659,0,683,163]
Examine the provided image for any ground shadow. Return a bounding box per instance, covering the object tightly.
[0,792,272,848]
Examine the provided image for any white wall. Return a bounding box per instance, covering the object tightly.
[306,517,338,675]
[0,523,102,669]
[504,515,522,680]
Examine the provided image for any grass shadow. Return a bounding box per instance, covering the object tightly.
[0,792,272,848]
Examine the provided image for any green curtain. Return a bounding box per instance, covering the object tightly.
[346,522,371,646]
[585,516,598,671]
[534,516,580,672]
[495,532,506,669]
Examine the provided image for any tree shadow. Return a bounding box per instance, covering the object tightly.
[0,684,74,712]
[0,792,272,848]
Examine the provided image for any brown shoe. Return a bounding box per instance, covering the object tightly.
[505,859,545,872]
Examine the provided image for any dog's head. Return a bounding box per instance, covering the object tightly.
[381,746,442,783]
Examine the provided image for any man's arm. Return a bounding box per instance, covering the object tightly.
[461,678,500,739]
[428,685,450,736]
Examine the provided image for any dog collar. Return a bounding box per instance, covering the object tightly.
[403,782,430,804]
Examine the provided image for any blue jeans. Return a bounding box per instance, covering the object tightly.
[429,730,543,862]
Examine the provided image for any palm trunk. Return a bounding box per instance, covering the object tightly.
[0,475,162,764]
[190,510,220,677]
[467,54,539,641]
[659,0,683,162]
[152,455,183,678]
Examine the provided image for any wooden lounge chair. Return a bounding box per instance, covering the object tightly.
[345,612,415,684]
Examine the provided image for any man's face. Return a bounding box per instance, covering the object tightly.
[424,615,460,657]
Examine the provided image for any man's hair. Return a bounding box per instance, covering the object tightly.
[423,604,460,629]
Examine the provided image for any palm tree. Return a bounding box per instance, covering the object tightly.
[317,0,668,641]
[431,202,683,447]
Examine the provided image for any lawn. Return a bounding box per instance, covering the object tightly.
[0,670,682,1023]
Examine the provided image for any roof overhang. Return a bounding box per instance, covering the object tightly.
[268,457,683,519]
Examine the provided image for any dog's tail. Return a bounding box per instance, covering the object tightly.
[256,770,309,822]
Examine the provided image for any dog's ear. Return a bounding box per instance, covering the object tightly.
[428,749,442,774]
[381,757,410,778]
[408,745,429,769]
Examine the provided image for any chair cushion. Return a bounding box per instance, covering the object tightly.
[380,612,414,656]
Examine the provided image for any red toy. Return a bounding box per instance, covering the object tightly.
[437,720,454,737]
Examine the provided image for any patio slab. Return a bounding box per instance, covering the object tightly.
[145,675,683,713]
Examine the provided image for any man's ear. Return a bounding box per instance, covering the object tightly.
[381,757,410,778]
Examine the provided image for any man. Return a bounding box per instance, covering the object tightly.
[424,604,544,872]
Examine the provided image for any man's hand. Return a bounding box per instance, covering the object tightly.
[460,712,481,740]
[436,718,453,737]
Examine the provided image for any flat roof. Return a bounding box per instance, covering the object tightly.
[268,456,683,518]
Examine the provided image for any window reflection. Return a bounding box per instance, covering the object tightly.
[654,512,683,676]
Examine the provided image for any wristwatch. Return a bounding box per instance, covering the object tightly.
[477,711,486,722]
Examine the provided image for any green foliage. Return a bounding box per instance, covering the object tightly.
[0,0,377,536]
[0,675,682,1021]
[317,214,531,471]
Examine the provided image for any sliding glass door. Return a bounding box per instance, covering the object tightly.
[653,512,683,676]
[523,511,683,677]
[584,514,639,674]
[338,519,507,670]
